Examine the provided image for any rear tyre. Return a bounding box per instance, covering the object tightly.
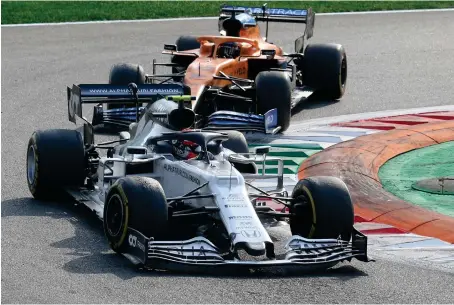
[26,129,86,200]
[103,176,168,253]
[289,176,354,242]
[221,130,257,174]
[303,43,347,100]
[107,63,146,110]
[171,36,200,81]
[255,71,292,132]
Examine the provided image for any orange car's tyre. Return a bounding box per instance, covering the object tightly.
[289,176,354,242]
[107,63,146,110]
[26,129,85,200]
[255,71,292,132]
[175,35,200,51]
[103,176,168,253]
[303,43,347,100]
[171,36,200,81]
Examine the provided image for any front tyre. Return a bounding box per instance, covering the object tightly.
[289,176,354,242]
[255,71,292,132]
[26,129,86,200]
[171,36,200,81]
[103,176,168,253]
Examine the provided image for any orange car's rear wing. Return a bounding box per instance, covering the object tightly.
[220,5,313,23]
[219,4,314,43]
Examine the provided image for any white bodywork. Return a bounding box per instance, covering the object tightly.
[72,106,291,251]
[66,101,369,268]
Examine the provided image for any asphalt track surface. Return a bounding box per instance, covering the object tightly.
[2,11,454,304]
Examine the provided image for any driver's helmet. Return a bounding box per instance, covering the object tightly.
[170,139,201,160]
[217,42,241,58]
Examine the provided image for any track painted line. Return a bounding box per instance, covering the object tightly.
[3,8,454,28]
[287,105,454,132]
[0,17,218,28]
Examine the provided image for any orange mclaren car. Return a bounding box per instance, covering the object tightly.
[104,4,347,133]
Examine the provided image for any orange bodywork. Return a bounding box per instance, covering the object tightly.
[162,24,286,108]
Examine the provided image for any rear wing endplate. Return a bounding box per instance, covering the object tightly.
[67,83,186,124]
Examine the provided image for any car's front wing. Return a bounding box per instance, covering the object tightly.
[123,227,371,272]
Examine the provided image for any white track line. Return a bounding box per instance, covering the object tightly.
[2,8,454,28]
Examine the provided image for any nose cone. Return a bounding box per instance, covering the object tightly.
[234,241,266,257]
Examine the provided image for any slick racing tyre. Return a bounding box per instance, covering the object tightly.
[103,176,168,253]
[221,130,257,174]
[303,43,347,100]
[289,176,354,242]
[171,36,199,81]
[255,71,292,132]
[26,129,86,200]
[221,130,249,154]
[107,63,146,110]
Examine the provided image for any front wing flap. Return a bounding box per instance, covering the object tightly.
[123,227,370,272]
[205,109,279,134]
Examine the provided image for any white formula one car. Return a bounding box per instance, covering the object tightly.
[26,83,369,272]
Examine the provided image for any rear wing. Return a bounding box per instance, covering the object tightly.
[67,83,187,124]
[220,4,314,23]
[219,4,314,45]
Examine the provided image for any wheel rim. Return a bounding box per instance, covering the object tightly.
[105,194,124,237]
[27,145,36,185]
[340,57,347,88]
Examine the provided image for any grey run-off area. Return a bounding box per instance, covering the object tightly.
[2,10,454,304]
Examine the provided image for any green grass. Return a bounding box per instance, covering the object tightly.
[379,141,454,217]
[2,1,454,25]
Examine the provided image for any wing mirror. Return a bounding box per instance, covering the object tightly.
[164,44,177,51]
[255,146,271,155]
[126,146,147,155]
[261,49,276,59]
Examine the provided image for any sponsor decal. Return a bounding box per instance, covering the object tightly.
[164,164,201,185]
[229,215,252,220]
[235,221,258,230]
[266,114,274,125]
[234,67,246,77]
[128,234,145,252]
[236,226,258,230]
[222,194,245,202]
[264,108,278,129]
[286,237,341,254]
[222,66,246,78]
[224,6,308,16]
[167,246,207,257]
[225,204,248,208]
[78,84,184,97]
[241,230,261,238]
[87,88,181,95]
